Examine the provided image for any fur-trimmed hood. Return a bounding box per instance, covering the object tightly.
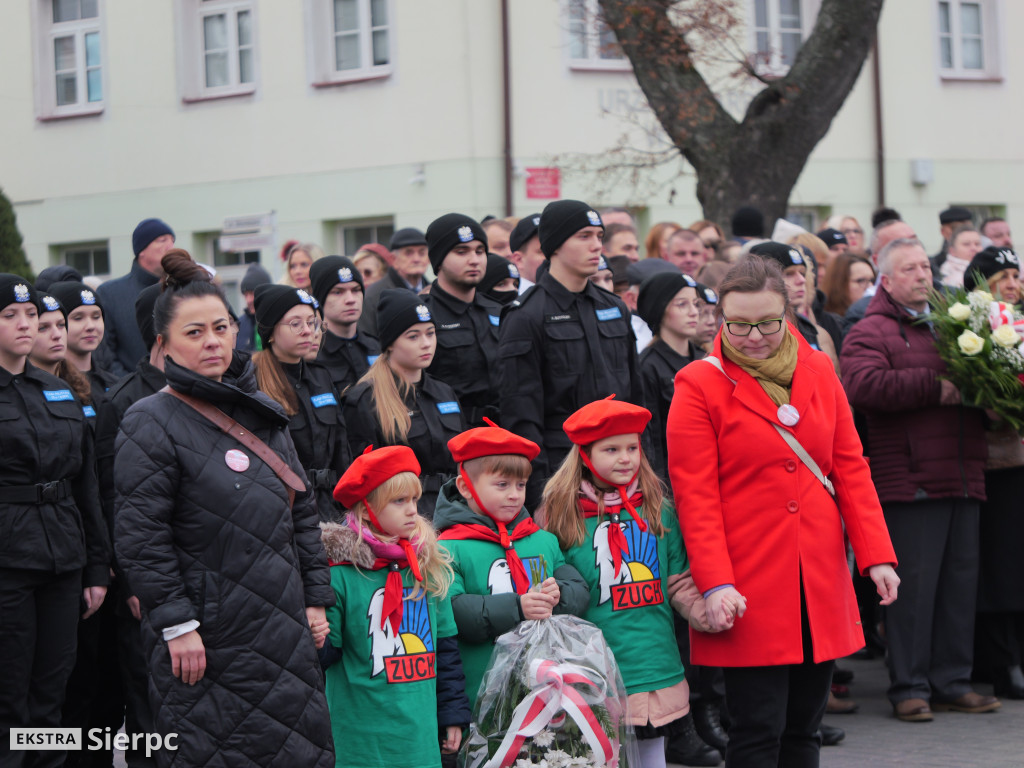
[320,520,375,567]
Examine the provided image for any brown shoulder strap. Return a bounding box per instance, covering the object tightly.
[161,386,305,506]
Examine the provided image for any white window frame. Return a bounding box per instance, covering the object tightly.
[58,241,111,278]
[31,0,106,120]
[747,0,820,78]
[175,0,259,103]
[334,219,395,257]
[936,0,1001,81]
[564,0,630,72]
[306,0,393,87]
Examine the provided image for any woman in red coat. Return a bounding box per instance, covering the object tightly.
[666,256,899,768]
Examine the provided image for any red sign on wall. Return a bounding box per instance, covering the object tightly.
[525,167,561,199]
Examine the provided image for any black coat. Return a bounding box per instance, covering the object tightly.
[498,272,641,506]
[96,260,160,377]
[638,339,704,480]
[316,328,380,395]
[342,372,465,518]
[114,359,334,768]
[0,363,109,585]
[280,359,350,522]
[358,268,431,338]
[424,283,502,426]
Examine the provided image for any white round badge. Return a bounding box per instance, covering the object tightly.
[225,449,250,472]
[777,404,800,427]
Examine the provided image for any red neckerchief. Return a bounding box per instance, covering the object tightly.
[577,453,646,580]
[435,465,538,594]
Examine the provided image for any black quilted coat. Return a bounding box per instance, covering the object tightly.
[114,359,335,767]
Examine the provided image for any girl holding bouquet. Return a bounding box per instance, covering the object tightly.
[543,397,703,768]
[321,446,471,768]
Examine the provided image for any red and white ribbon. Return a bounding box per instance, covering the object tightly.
[485,659,617,768]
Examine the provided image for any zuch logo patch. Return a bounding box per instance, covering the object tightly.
[368,587,436,683]
[593,519,663,611]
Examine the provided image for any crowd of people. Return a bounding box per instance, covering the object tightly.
[0,199,1019,768]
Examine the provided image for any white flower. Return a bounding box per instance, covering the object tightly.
[957,329,985,356]
[992,324,1021,348]
[948,302,971,321]
[533,730,555,748]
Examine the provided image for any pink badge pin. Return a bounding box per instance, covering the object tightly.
[225,449,250,472]
[777,404,800,427]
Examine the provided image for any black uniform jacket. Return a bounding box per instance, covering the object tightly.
[358,267,431,338]
[316,328,380,395]
[638,339,704,480]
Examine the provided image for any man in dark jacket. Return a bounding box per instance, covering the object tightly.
[499,200,640,508]
[358,227,431,337]
[423,213,502,427]
[841,237,997,722]
[97,218,175,376]
[235,262,272,353]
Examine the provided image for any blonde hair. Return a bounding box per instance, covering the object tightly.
[355,353,412,443]
[542,443,665,550]
[351,472,453,600]
[280,243,326,287]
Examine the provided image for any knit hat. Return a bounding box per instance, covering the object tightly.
[563,395,652,447]
[35,293,65,320]
[48,281,103,316]
[389,228,428,250]
[425,214,488,273]
[377,288,433,350]
[509,213,541,253]
[239,262,273,294]
[816,228,848,248]
[731,206,765,238]
[637,272,699,334]
[0,274,37,310]
[964,247,1021,291]
[539,200,603,258]
[309,255,363,307]
[135,283,162,349]
[333,445,421,509]
[607,255,632,290]
[626,257,680,287]
[749,241,806,271]
[697,282,718,306]
[479,253,520,305]
[448,418,540,464]
[35,265,83,292]
[132,218,175,257]
[253,284,316,346]
[939,206,973,226]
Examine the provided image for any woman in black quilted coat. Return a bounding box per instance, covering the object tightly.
[114,251,335,768]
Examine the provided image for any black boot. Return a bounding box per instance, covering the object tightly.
[665,713,722,766]
[992,665,1024,699]
[692,701,728,755]
[818,723,845,746]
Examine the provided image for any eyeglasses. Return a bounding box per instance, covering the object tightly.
[278,317,322,334]
[723,318,784,337]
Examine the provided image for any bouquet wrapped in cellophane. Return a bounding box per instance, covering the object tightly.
[460,614,639,768]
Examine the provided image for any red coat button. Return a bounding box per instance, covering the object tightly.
[787,500,799,513]
[785,460,797,472]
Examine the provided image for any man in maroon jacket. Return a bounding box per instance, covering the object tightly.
[841,237,997,722]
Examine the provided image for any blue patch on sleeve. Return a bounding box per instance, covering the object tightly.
[437,401,460,415]
[488,314,500,326]
[43,389,74,402]
[595,307,622,321]
[310,393,338,408]
[82,405,96,418]
[366,354,380,366]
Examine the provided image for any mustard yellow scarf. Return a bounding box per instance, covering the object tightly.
[722,328,798,406]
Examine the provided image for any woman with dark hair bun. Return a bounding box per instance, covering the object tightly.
[114,249,335,767]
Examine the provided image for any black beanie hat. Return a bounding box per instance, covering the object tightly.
[749,241,806,271]
[35,292,66,321]
[480,253,520,293]
[48,281,103,315]
[637,272,699,334]
[425,214,488,273]
[254,284,316,346]
[35,265,83,292]
[816,228,848,248]
[964,246,1020,291]
[239,262,272,294]
[132,218,175,257]
[135,283,161,350]
[731,206,765,238]
[510,213,541,253]
[0,274,37,311]
[696,282,718,306]
[539,200,603,258]
[309,255,364,307]
[377,289,433,350]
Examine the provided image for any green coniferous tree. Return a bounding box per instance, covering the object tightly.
[0,186,34,281]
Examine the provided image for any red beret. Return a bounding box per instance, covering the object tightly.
[448,419,540,464]
[563,395,652,447]
[333,445,421,508]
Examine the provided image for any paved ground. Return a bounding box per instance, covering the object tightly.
[669,654,1024,768]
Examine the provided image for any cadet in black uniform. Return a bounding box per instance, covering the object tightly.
[342,289,465,518]
[310,255,381,394]
[498,200,641,507]
[48,281,120,407]
[479,253,521,306]
[0,276,110,768]
[28,292,95,420]
[423,213,502,426]
[252,284,350,521]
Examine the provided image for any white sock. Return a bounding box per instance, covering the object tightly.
[638,735,666,768]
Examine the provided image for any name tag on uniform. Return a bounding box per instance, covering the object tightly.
[488,314,500,326]
[440,322,461,330]
[367,354,380,366]
[82,405,96,418]
[595,307,622,322]
[437,401,460,415]
[545,313,575,323]
[310,393,338,408]
[43,389,74,402]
